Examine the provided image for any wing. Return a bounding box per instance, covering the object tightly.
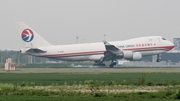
[102,41,123,61]
[103,41,120,51]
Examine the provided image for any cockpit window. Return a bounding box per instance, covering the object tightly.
[162,38,166,40]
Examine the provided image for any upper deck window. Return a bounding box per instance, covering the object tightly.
[162,38,166,40]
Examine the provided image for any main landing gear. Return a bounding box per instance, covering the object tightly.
[93,61,106,67]
[109,60,117,68]
[156,54,161,62]
[94,59,117,68]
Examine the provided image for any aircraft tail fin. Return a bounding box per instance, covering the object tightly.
[16,22,52,48]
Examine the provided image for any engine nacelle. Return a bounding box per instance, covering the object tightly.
[123,51,142,61]
[132,52,142,61]
[123,51,133,59]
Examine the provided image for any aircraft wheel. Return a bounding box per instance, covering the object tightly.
[109,64,114,68]
[156,59,161,62]
[109,62,117,68]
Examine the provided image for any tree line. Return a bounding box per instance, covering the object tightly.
[0,50,93,68]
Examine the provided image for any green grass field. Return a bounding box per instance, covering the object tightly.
[0,68,180,85]
[1,72,180,85]
[0,96,179,101]
[1,67,180,101]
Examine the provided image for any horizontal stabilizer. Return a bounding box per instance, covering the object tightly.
[26,48,47,53]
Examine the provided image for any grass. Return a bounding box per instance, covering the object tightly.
[0,67,180,100]
[0,72,180,85]
[0,96,180,101]
[1,83,180,99]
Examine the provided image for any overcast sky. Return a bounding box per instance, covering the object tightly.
[0,0,180,50]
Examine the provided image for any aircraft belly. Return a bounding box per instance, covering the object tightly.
[55,54,103,61]
[57,55,90,61]
[140,50,167,56]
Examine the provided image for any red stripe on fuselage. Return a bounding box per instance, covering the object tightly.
[44,50,105,57]
[124,46,174,51]
[41,46,173,57]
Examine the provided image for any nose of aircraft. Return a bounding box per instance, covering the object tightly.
[168,41,174,50]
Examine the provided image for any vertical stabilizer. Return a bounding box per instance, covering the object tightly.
[16,22,52,48]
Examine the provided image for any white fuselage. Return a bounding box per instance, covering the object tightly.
[25,36,174,61]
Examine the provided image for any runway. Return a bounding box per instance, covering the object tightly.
[1,67,180,73]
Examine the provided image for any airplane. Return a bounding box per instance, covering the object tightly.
[16,22,174,68]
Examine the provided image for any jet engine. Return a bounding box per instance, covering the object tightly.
[122,51,142,61]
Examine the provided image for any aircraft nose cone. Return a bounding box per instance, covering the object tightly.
[170,45,174,50]
[169,42,174,50]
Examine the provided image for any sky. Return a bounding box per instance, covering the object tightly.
[0,0,180,50]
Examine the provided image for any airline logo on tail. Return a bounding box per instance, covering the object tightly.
[21,29,34,42]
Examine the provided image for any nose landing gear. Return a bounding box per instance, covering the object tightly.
[156,54,161,62]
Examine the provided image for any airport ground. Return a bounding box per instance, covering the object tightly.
[1,67,180,101]
[1,67,180,73]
